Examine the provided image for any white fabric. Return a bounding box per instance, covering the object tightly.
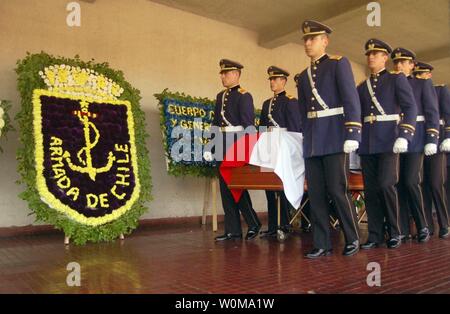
[343,140,359,153]
[424,143,437,156]
[393,137,408,153]
[440,139,450,152]
[249,131,305,209]
[416,115,425,122]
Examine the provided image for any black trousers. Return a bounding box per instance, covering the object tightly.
[361,153,401,243]
[216,130,261,235]
[423,153,449,232]
[219,174,260,234]
[305,153,360,250]
[398,153,428,235]
[265,191,290,232]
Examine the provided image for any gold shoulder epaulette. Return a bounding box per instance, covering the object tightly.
[287,94,295,100]
[238,87,247,94]
[329,55,343,61]
[390,70,401,74]
[415,76,428,80]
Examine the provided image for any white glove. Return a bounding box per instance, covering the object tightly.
[424,143,437,156]
[343,140,359,153]
[203,151,213,162]
[440,139,450,152]
[393,137,408,153]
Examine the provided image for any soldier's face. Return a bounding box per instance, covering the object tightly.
[417,72,432,79]
[303,35,328,58]
[394,60,415,75]
[220,70,240,88]
[269,77,286,93]
[367,51,388,71]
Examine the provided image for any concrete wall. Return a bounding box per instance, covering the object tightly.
[0,0,367,227]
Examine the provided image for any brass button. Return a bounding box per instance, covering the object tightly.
[349,129,354,133]
[311,97,315,101]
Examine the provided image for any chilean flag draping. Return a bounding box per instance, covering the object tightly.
[219,132,260,202]
[219,131,305,209]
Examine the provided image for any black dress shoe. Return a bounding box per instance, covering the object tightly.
[418,228,430,243]
[215,233,242,241]
[260,229,276,238]
[439,228,449,239]
[304,248,333,259]
[245,226,261,240]
[360,241,379,250]
[343,240,360,256]
[387,237,401,249]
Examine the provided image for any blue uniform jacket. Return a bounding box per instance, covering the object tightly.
[357,70,417,155]
[406,76,440,153]
[212,85,255,128]
[259,91,302,132]
[297,54,362,158]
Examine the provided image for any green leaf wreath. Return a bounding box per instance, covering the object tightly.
[15,52,152,245]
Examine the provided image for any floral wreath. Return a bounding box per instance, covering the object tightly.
[154,89,261,178]
[16,52,152,245]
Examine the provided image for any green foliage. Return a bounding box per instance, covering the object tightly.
[15,52,152,245]
[0,100,14,153]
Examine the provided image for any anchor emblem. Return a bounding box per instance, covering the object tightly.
[63,100,115,181]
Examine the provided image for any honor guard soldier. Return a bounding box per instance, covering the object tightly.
[296,20,361,258]
[358,39,418,250]
[206,59,262,241]
[392,48,437,243]
[259,66,302,238]
[414,62,450,239]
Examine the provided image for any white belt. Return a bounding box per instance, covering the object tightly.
[307,107,344,119]
[220,125,244,132]
[364,114,400,123]
[268,126,287,132]
[416,115,425,122]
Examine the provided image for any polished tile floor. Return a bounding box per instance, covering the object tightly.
[0,223,449,294]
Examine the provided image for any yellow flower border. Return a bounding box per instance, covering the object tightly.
[32,89,141,226]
